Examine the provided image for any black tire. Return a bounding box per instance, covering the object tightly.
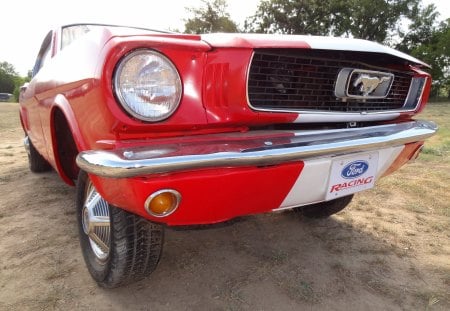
[296,195,354,219]
[76,170,164,288]
[27,137,51,172]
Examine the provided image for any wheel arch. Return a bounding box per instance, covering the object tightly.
[50,94,87,185]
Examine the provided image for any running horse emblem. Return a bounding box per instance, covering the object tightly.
[353,74,391,96]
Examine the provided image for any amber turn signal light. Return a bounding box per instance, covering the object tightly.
[145,189,181,217]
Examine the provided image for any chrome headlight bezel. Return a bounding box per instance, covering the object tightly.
[113,49,182,122]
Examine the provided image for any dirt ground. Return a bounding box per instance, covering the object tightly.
[0,102,449,310]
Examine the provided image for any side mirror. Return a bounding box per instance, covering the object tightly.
[20,83,29,93]
[19,82,30,102]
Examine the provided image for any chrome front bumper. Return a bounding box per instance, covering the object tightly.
[76,120,437,179]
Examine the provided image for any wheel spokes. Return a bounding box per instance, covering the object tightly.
[82,184,111,261]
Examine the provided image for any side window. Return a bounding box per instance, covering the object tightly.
[32,31,53,77]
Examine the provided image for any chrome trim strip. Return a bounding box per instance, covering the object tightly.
[247,91,420,119]
[23,136,30,155]
[113,49,182,122]
[76,121,437,179]
[144,189,181,218]
[245,50,255,111]
[293,112,401,123]
[403,77,427,110]
[247,106,419,116]
[246,52,421,118]
[336,68,394,99]
[334,68,352,98]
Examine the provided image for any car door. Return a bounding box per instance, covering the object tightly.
[20,31,54,160]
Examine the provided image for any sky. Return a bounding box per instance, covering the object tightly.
[0,0,448,76]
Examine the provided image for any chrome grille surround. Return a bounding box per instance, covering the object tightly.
[247,49,423,115]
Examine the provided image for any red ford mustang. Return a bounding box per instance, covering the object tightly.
[19,23,437,287]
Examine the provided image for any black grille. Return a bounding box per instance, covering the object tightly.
[248,49,413,113]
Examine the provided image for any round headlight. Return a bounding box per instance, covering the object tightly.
[114,49,182,122]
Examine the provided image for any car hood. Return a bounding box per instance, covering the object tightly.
[200,33,429,68]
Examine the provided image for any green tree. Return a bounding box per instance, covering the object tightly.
[244,0,333,35]
[13,74,31,102]
[184,0,238,34]
[339,0,418,42]
[245,0,418,42]
[397,5,450,98]
[0,62,31,102]
[396,3,438,52]
[0,61,18,94]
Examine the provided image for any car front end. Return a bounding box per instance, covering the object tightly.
[75,32,437,226]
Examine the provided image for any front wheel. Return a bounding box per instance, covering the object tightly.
[295,195,354,219]
[76,170,164,288]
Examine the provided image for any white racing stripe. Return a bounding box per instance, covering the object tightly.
[276,146,404,210]
[305,36,428,67]
[201,33,428,67]
[293,112,401,123]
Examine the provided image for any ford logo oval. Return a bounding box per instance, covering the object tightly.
[341,160,369,179]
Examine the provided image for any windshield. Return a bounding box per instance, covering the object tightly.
[61,24,171,50]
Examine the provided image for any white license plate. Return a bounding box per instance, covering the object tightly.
[325,152,379,201]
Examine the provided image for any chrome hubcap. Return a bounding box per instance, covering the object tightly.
[23,136,30,155]
[82,181,111,261]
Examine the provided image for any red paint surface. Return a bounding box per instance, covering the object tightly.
[382,142,425,178]
[18,25,433,225]
[91,161,304,225]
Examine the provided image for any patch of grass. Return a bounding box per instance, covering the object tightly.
[430,222,448,233]
[422,146,447,156]
[63,209,76,216]
[269,249,289,265]
[360,274,393,297]
[296,281,316,302]
[417,104,450,164]
[271,265,319,304]
[367,256,389,268]
[371,187,392,198]
[214,271,253,307]
[330,262,352,278]
[356,198,370,205]
[38,197,61,205]
[408,266,422,280]
[279,278,317,303]
[404,202,428,214]
[0,174,14,184]
[44,263,76,281]
[358,244,392,255]
[426,296,441,311]
[442,274,450,287]
[0,104,20,131]
[413,290,449,311]
[380,226,394,235]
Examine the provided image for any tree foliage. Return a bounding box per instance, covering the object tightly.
[245,0,418,42]
[184,0,238,34]
[338,0,418,42]
[0,61,31,101]
[397,5,450,97]
[244,0,337,35]
[0,61,18,94]
[396,4,439,52]
[243,0,449,98]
